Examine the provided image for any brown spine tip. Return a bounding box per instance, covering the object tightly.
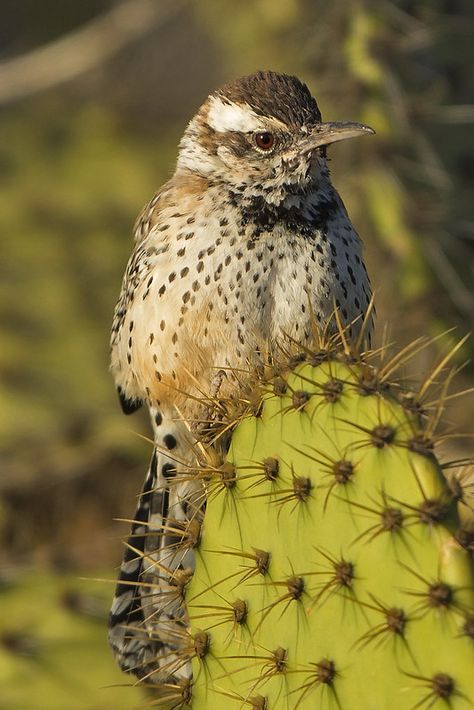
[220,462,237,489]
[253,398,264,418]
[385,607,406,635]
[431,673,454,699]
[322,378,343,402]
[193,630,210,659]
[381,507,403,532]
[454,527,474,551]
[232,599,248,624]
[418,499,448,525]
[357,367,384,395]
[250,696,268,710]
[334,560,354,587]
[263,457,279,481]
[255,549,271,575]
[335,351,357,365]
[462,614,474,640]
[371,424,395,448]
[287,576,305,599]
[309,350,330,366]
[288,353,306,368]
[292,390,311,409]
[273,377,287,395]
[171,567,193,595]
[178,678,192,705]
[333,459,354,483]
[447,475,464,503]
[408,434,435,456]
[186,518,202,547]
[400,391,425,416]
[272,646,288,673]
[428,582,452,609]
[293,476,312,501]
[316,658,336,685]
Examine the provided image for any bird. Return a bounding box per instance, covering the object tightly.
[108,70,374,684]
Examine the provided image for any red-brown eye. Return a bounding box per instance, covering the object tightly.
[255,132,275,150]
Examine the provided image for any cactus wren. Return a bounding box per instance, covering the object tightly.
[108,70,374,682]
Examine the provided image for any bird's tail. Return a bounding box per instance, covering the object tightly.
[108,406,203,683]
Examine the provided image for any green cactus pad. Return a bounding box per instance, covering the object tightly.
[186,356,474,709]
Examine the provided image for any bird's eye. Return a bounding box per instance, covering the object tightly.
[255,132,275,150]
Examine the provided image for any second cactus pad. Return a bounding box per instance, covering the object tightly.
[186,355,473,709]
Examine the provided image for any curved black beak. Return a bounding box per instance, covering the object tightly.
[303,121,375,150]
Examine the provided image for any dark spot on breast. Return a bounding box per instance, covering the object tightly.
[162,462,176,477]
[163,434,177,450]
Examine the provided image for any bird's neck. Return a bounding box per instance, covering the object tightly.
[225,176,341,234]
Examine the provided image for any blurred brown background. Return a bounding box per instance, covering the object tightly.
[0,0,472,707]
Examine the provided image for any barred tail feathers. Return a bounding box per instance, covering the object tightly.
[108,407,202,683]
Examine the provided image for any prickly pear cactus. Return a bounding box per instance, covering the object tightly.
[182,347,473,709]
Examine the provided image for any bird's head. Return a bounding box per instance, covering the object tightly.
[177,71,374,207]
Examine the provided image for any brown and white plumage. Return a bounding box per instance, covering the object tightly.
[109,70,374,682]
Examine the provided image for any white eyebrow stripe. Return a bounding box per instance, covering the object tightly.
[207,96,265,133]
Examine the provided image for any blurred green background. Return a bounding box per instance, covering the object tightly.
[0,0,473,707]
